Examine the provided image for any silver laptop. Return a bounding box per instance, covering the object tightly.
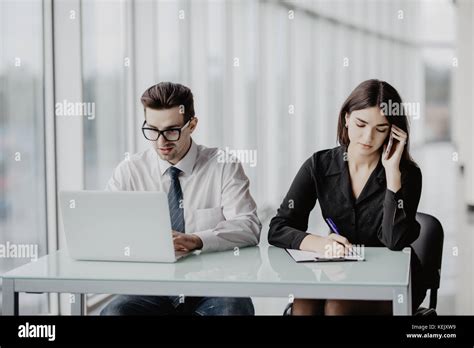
[59,191,190,263]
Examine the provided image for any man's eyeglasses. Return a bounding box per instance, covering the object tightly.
[141,118,192,141]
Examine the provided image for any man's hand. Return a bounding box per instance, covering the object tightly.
[172,231,203,252]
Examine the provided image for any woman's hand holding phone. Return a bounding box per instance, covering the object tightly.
[382,125,407,163]
[382,124,407,192]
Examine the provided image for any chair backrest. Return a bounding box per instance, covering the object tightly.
[411,212,444,290]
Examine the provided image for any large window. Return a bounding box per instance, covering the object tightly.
[0,0,435,316]
[128,0,425,225]
[81,0,129,190]
[0,0,48,314]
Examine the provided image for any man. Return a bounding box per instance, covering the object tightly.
[100,82,261,315]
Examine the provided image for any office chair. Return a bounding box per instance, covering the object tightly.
[410,212,444,315]
[283,212,444,316]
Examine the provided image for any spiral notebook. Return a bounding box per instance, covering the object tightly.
[285,249,365,263]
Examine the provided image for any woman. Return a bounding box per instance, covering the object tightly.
[268,79,425,315]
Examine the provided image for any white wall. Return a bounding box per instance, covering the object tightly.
[452,0,474,206]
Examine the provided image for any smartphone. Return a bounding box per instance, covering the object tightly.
[385,131,396,159]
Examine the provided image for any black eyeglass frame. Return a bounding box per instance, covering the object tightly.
[141,118,193,141]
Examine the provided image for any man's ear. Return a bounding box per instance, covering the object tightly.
[190,117,198,133]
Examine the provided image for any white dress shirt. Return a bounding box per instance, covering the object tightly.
[106,139,261,252]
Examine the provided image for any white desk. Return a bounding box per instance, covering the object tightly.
[1,246,412,315]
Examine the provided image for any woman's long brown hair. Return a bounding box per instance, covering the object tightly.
[337,79,418,168]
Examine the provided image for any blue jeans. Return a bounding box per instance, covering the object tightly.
[100,295,254,316]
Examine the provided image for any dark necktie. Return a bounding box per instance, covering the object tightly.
[167,166,185,233]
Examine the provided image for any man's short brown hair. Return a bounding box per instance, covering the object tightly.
[140,82,195,122]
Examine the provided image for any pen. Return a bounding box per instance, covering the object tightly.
[325,218,360,258]
[325,217,341,235]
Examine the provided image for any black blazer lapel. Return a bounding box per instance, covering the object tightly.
[355,158,386,206]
